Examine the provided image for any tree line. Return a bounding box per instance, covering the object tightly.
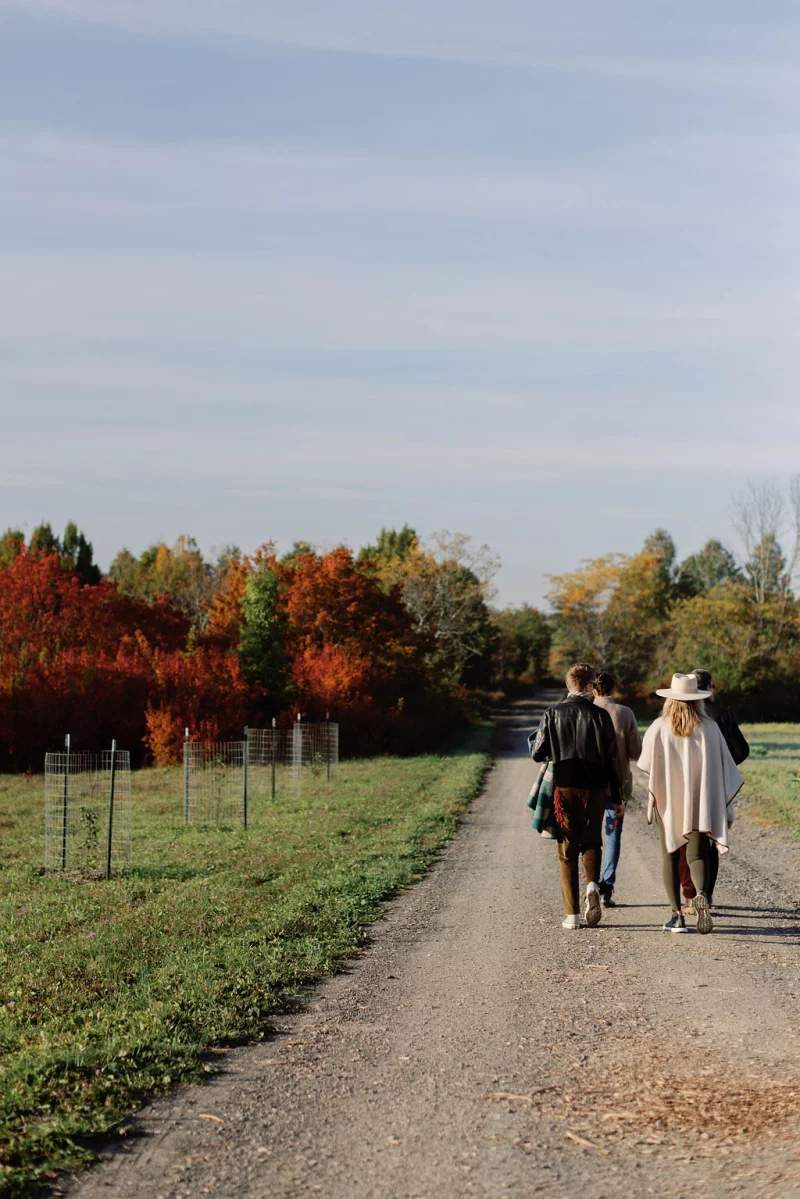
[0,522,548,768]
[548,478,800,719]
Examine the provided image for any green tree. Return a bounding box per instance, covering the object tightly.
[29,522,60,557]
[0,528,25,568]
[676,539,740,597]
[280,541,314,566]
[239,560,286,694]
[60,521,101,585]
[642,528,677,577]
[491,605,551,692]
[667,583,799,708]
[359,525,418,566]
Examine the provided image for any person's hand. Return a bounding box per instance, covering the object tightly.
[612,802,625,830]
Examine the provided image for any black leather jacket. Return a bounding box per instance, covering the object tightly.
[531,694,622,804]
[706,699,749,765]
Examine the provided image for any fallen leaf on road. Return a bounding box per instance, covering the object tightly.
[565,1131,609,1154]
[483,1088,554,1103]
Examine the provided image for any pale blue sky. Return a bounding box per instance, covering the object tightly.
[2,3,799,604]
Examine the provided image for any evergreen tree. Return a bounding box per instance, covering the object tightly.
[676,539,740,597]
[359,524,418,565]
[61,521,101,585]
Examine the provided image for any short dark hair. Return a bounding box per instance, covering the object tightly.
[693,668,713,692]
[593,670,616,697]
[565,662,596,692]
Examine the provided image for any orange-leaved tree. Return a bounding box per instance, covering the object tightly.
[280,547,437,751]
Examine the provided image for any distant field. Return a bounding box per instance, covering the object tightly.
[0,731,491,1195]
[738,723,800,838]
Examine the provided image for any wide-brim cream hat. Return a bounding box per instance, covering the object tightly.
[655,672,712,701]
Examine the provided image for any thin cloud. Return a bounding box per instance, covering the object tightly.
[3,131,799,238]
[6,0,800,88]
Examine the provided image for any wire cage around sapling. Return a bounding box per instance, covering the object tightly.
[44,738,132,878]
[182,735,247,828]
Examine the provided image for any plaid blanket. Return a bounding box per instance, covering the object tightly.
[526,756,560,840]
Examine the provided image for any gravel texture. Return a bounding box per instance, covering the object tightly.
[64,696,800,1199]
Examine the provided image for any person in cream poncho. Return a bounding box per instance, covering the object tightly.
[638,673,743,935]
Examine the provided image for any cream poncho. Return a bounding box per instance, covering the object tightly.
[638,716,743,854]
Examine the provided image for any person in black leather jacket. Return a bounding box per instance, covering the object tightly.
[531,662,622,929]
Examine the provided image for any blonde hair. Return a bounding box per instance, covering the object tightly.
[663,698,705,737]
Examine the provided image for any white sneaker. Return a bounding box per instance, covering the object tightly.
[561,914,581,929]
[585,882,602,927]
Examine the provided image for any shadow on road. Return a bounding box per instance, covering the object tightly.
[492,690,562,757]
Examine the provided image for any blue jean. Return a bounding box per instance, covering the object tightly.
[601,780,633,891]
[601,806,623,890]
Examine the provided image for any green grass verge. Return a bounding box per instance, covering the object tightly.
[738,723,800,838]
[0,728,492,1195]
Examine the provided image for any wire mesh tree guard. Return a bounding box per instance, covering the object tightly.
[182,737,247,828]
[182,718,339,827]
[44,737,132,877]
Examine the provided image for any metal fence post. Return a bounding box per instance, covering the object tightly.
[243,726,249,830]
[183,727,190,824]
[106,739,117,880]
[271,717,277,800]
[292,712,303,783]
[61,733,70,871]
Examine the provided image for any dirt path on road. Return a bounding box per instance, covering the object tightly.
[66,697,800,1199]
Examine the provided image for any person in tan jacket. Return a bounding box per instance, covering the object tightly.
[593,671,642,907]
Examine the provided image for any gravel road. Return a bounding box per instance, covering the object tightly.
[66,696,800,1199]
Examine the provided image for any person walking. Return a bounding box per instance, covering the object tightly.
[639,673,743,934]
[592,671,642,908]
[679,667,749,915]
[531,663,622,930]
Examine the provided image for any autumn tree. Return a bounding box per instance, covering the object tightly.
[280,547,437,749]
[548,534,674,689]
[109,536,217,628]
[206,552,251,647]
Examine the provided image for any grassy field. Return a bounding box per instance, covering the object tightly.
[738,723,800,837]
[0,731,491,1196]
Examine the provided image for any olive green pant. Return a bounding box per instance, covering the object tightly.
[556,787,606,915]
[656,812,710,911]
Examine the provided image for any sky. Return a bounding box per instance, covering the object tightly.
[2,2,799,606]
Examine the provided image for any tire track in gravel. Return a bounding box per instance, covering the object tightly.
[65,696,800,1199]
